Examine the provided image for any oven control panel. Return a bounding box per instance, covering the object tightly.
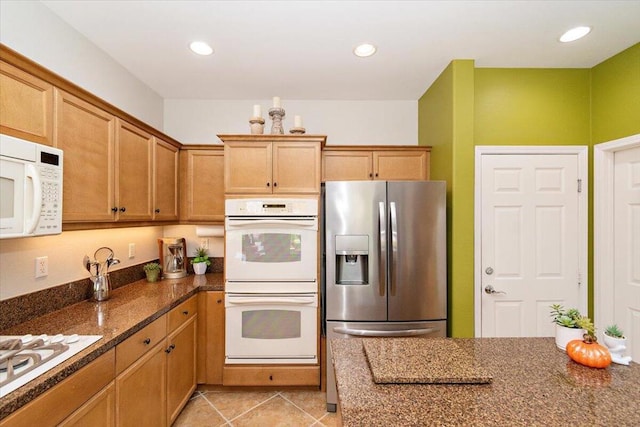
[225,198,318,216]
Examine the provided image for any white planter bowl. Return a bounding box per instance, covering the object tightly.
[555,324,586,352]
[193,262,207,275]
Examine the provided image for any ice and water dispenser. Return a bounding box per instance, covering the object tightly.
[334,235,369,285]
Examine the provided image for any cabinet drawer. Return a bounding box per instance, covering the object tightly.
[115,315,166,375]
[0,349,114,427]
[223,366,320,386]
[168,296,197,334]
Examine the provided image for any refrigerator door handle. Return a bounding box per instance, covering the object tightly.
[333,327,438,337]
[378,201,387,296]
[389,201,398,296]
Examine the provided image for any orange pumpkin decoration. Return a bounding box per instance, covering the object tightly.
[566,334,612,368]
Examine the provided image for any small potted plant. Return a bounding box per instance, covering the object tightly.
[143,262,161,282]
[549,304,590,351]
[602,324,631,365]
[191,246,210,275]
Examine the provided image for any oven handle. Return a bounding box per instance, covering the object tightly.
[332,327,437,337]
[226,218,317,229]
[227,296,317,305]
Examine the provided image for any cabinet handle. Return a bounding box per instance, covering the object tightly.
[182,310,189,315]
[155,208,160,213]
[369,173,373,178]
[273,182,278,187]
[111,207,118,213]
[217,299,222,304]
[165,344,176,354]
[143,338,151,345]
[375,173,379,177]
[119,207,126,213]
[266,182,270,187]
[269,375,273,381]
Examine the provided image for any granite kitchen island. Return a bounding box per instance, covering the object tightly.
[330,337,640,426]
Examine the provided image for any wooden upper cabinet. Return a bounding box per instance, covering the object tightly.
[0,61,53,145]
[322,146,431,181]
[115,119,153,221]
[54,89,116,223]
[180,146,225,223]
[220,134,325,195]
[154,138,179,221]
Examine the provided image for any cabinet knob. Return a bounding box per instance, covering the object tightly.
[269,375,273,381]
[143,338,151,345]
[119,207,126,213]
[182,310,189,315]
[111,207,118,213]
[216,299,222,304]
[165,344,176,354]
[155,208,160,213]
[375,173,379,177]
[266,182,270,187]
[369,173,373,178]
[273,182,278,187]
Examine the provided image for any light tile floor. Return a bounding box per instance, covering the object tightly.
[174,389,338,426]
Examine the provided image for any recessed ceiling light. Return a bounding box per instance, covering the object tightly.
[353,43,377,58]
[559,26,591,43]
[189,41,213,55]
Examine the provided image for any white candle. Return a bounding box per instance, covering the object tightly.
[294,115,303,128]
[253,104,262,118]
[273,96,281,108]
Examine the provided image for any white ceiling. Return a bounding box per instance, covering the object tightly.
[41,0,640,101]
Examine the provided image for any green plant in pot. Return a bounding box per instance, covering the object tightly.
[191,246,210,275]
[143,262,161,282]
[602,324,631,365]
[550,304,592,351]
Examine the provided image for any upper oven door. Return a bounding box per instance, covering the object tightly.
[225,217,318,282]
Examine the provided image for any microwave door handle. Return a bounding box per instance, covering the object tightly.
[25,164,42,234]
[226,219,316,228]
[389,202,398,296]
[378,202,386,297]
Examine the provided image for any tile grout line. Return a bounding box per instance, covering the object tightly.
[205,391,282,425]
[198,391,234,426]
[277,391,324,425]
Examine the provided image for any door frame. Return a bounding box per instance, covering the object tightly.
[594,133,640,332]
[474,146,589,337]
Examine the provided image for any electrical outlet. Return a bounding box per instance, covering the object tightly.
[128,243,136,259]
[35,256,48,278]
[200,239,209,250]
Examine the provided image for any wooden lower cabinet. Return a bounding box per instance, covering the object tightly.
[0,349,115,427]
[115,341,167,427]
[166,315,197,425]
[60,381,116,427]
[197,291,225,384]
[223,366,320,386]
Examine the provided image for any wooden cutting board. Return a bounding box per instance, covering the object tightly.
[363,338,493,384]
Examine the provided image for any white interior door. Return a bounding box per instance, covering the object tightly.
[614,146,640,362]
[479,153,585,337]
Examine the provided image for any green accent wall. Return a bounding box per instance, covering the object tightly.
[419,43,640,337]
[591,43,640,144]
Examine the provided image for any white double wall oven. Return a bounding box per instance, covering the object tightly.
[224,198,318,364]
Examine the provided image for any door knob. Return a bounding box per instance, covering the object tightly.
[484,285,506,295]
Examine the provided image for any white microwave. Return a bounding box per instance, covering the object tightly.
[0,134,63,239]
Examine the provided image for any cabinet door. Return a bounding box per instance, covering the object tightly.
[272,141,321,193]
[54,89,116,223]
[115,119,153,221]
[0,61,53,145]
[374,150,429,180]
[153,138,179,221]
[224,141,272,194]
[197,291,224,384]
[180,149,225,222]
[115,342,167,427]
[59,382,115,427]
[322,150,373,181]
[166,315,197,425]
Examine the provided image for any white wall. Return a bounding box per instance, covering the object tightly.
[0,0,164,130]
[164,99,418,145]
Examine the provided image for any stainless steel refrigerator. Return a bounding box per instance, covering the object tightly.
[324,180,447,411]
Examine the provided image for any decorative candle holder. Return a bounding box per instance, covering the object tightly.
[269,107,285,134]
[289,127,306,134]
[249,117,265,135]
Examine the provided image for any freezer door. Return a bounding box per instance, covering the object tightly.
[325,181,386,321]
[387,181,447,321]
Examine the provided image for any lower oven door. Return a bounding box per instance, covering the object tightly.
[225,293,318,364]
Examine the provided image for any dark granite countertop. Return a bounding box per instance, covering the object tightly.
[331,337,640,426]
[0,273,224,419]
